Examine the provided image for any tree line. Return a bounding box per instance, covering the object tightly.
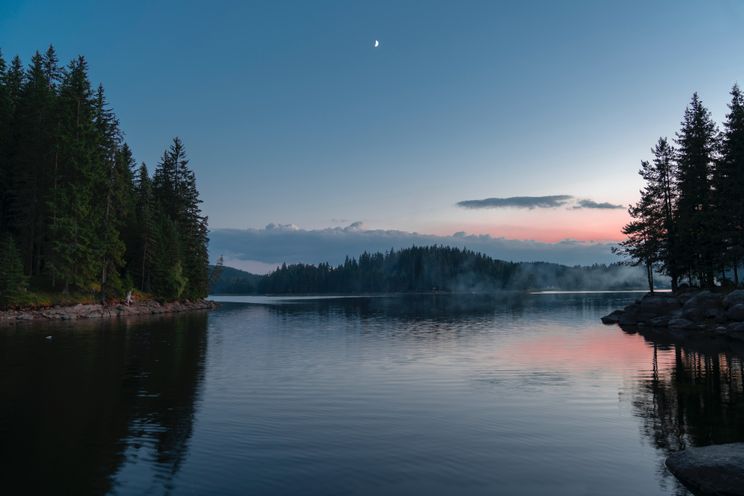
[619,87,744,292]
[0,46,209,307]
[213,245,658,294]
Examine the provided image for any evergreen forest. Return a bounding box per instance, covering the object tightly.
[0,46,209,307]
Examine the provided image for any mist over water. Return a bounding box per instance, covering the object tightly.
[2,294,743,495]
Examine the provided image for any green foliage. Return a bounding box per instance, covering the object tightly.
[0,233,28,307]
[0,46,209,303]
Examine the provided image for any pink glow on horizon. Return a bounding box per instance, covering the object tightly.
[429,208,629,242]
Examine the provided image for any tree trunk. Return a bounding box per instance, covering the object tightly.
[734,264,740,287]
[647,262,655,293]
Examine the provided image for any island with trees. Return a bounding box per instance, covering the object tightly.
[605,85,744,337]
[0,46,210,319]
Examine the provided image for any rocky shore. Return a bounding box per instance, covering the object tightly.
[0,299,217,325]
[601,290,744,340]
[666,443,744,496]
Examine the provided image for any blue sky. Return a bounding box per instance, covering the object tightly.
[3,1,744,269]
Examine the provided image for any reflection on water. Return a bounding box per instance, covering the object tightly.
[0,313,208,495]
[1,295,743,495]
[627,326,744,453]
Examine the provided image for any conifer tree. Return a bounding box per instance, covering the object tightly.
[715,85,744,284]
[674,93,719,286]
[616,161,665,292]
[0,233,28,308]
[12,51,58,275]
[0,47,209,301]
[132,163,157,291]
[48,56,100,290]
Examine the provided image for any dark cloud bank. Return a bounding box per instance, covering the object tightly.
[456,195,624,210]
[210,223,619,274]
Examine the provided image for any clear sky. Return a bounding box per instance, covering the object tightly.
[2,0,744,269]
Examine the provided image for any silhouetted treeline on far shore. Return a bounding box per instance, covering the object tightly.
[210,245,665,295]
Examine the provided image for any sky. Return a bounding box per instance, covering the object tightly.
[2,0,744,271]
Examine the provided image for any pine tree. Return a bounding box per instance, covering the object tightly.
[649,138,679,290]
[11,50,58,276]
[92,85,133,296]
[616,161,665,292]
[130,163,156,291]
[0,48,208,302]
[674,93,719,286]
[48,56,100,291]
[715,85,744,285]
[0,233,28,308]
[152,138,209,299]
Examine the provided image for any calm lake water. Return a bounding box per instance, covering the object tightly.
[2,293,744,495]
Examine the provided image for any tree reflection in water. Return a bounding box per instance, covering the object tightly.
[627,327,744,490]
[0,312,208,495]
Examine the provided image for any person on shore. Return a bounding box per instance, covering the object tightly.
[125,290,133,306]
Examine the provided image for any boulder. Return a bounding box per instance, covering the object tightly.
[669,318,695,330]
[682,306,707,322]
[723,289,744,309]
[602,310,625,325]
[683,290,724,310]
[726,303,744,322]
[638,293,681,313]
[728,322,744,332]
[666,443,744,496]
[682,291,724,322]
[649,316,670,327]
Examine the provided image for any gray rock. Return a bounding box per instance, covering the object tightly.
[639,293,681,313]
[728,322,744,332]
[650,316,670,327]
[601,310,625,325]
[683,290,724,311]
[666,443,744,496]
[726,303,744,322]
[669,318,695,330]
[682,306,707,322]
[723,289,744,309]
[706,307,727,323]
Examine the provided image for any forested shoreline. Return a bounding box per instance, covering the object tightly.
[0,46,209,308]
[210,245,661,294]
[619,87,744,292]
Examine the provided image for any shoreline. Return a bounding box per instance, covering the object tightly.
[0,299,217,325]
[601,289,744,341]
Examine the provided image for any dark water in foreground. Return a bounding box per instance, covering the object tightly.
[2,294,744,495]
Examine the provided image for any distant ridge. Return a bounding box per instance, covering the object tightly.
[209,245,667,295]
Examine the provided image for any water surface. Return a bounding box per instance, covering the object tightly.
[2,293,744,495]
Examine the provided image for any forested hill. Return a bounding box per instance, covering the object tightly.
[209,246,663,295]
[0,46,209,307]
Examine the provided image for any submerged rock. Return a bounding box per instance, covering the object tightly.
[666,443,744,496]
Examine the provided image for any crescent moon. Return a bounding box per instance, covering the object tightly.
[373,40,379,48]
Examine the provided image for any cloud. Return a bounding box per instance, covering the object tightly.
[209,223,619,274]
[573,199,625,210]
[456,195,625,211]
[457,195,573,210]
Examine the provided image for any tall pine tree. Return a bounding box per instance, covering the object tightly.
[674,93,718,287]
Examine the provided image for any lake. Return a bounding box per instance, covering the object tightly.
[2,293,743,495]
